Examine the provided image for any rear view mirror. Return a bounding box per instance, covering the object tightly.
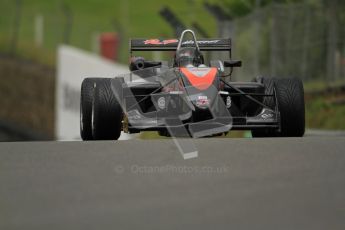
[224,60,242,68]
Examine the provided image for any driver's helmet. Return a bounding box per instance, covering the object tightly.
[175,47,203,67]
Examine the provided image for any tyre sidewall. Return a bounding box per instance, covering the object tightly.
[92,78,123,140]
[80,78,103,140]
[275,78,305,137]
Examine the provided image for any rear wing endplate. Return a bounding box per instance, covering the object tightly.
[130,38,231,51]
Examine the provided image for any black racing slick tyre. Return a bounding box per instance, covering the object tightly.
[92,78,123,140]
[80,78,103,140]
[251,77,305,137]
[275,78,305,137]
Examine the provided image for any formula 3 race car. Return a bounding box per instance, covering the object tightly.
[80,29,305,140]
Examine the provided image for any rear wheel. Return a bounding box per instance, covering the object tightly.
[92,78,123,140]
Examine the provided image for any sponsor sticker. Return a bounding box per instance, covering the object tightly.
[196,95,209,106]
[157,97,166,109]
[143,39,221,45]
[144,39,178,45]
[182,40,220,45]
[261,113,273,119]
[226,96,231,108]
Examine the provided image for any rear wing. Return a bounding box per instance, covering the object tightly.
[130,38,231,52]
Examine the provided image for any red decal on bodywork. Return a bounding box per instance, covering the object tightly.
[180,68,217,90]
[144,39,178,45]
[162,39,178,44]
[144,39,161,45]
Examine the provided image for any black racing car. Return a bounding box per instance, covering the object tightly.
[80,29,305,140]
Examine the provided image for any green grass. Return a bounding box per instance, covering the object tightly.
[306,94,345,130]
[304,81,345,130]
[0,0,218,64]
[304,80,345,93]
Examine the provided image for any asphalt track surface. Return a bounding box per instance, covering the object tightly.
[1,137,345,230]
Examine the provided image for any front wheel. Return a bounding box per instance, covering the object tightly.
[251,77,305,137]
[275,78,305,137]
[80,78,103,140]
[92,78,123,140]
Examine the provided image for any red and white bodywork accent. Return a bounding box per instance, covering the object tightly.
[180,67,217,90]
